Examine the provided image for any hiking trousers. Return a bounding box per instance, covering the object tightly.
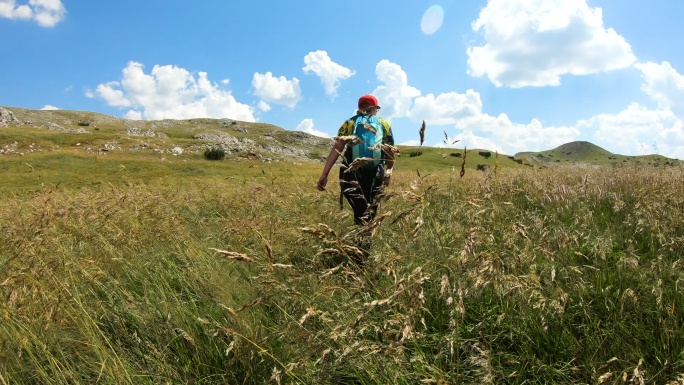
[339,164,385,225]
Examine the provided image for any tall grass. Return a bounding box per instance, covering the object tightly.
[1,164,683,384]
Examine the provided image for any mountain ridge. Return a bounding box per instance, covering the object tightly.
[1,106,681,166]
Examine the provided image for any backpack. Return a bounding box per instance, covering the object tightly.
[345,114,385,168]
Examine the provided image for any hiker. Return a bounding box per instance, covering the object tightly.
[317,94,395,226]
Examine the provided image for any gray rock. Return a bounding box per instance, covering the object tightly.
[0,107,21,127]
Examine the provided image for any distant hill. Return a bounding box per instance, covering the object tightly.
[514,141,681,166]
[1,106,681,168]
[0,105,332,163]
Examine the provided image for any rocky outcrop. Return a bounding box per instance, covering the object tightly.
[45,122,88,133]
[127,127,168,137]
[0,107,21,127]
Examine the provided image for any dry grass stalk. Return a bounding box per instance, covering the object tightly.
[317,223,338,238]
[317,248,345,257]
[319,264,343,279]
[333,135,363,146]
[271,366,283,385]
[342,245,365,261]
[390,207,416,225]
[301,226,326,239]
[299,307,317,325]
[363,122,377,133]
[272,263,294,268]
[220,304,240,320]
[368,143,400,157]
[174,328,196,347]
[209,248,254,263]
[412,208,425,237]
[460,146,467,177]
[343,157,375,173]
[237,297,267,312]
[253,229,273,263]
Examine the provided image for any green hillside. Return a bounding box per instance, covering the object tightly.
[515,140,680,166]
[0,106,681,196]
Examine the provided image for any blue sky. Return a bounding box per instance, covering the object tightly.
[1,0,683,159]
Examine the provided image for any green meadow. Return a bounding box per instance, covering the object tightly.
[1,110,684,384]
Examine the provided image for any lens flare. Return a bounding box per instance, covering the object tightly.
[421,5,444,35]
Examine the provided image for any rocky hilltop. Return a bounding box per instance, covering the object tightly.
[0,106,332,163]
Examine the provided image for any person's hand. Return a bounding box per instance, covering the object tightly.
[317,175,328,191]
[383,168,393,186]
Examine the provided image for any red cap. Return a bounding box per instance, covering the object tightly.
[358,94,379,109]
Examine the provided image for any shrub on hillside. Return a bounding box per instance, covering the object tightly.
[203,147,226,161]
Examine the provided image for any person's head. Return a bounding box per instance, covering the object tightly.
[357,94,381,116]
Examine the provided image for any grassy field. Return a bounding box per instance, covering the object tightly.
[1,111,684,384]
[1,140,684,384]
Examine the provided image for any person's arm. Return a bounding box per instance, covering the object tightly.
[317,140,345,191]
[385,155,395,171]
[383,155,395,186]
[382,120,396,184]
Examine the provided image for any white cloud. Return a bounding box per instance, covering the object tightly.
[40,104,59,110]
[372,57,683,158]
[303,50,355,97]
[399,139,421,146]
[252,71,301,108]
[0,0,65,27]
[467,0,635,87]
[370,59,581,155]
[409,90,483,125]
[296,119,329,138]
[454,131,502,152]
[579,103,682,157]
[90,81,131,107]
[372,60,421,119]
[257,101,271,112]
[555,62,684,158]
[88,61,255,121]
[124,110,142,120]
[635,61,684,116]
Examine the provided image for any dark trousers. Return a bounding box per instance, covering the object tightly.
[339,165,384,225]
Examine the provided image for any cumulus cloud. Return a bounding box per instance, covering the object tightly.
[296,119,329,138]
[0,0,66,27]
[444,62,684,158]
[371,59,580,154]
[635,61,684,116]
[257,101,271,112]
[572,61,684,159]
[303,50,355,97]
[87,61,255,121]
[89,82,131,107]
[124,110,142,120]
[467,0,635,87]
[374,58,683,157]
[579,103,677,154]
[372,60,421,119]
[409,90,483,125]
[252,72,301,108]
[399,139,422,146]
[478,116,579,153]
[40,104,59,110]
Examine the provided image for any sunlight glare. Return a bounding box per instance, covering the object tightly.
[421,5,444,35]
